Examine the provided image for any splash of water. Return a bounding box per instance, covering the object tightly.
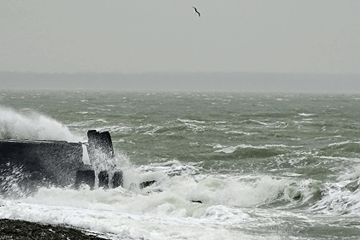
[0,106,81,142]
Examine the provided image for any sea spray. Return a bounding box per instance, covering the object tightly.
[0,106,84,197]
[0,106,81,142]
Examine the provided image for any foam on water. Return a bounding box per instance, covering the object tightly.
[214,144,289,154]
[307,165,360,215]
[0,176,282,239]
[0,159,294,239]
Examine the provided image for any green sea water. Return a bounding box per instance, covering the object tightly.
[2,91,360,239]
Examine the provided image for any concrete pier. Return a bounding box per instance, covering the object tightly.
[0,130,124,195]
[0,140,83,188]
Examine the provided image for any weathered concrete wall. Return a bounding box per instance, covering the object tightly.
[87,130,114,165]
[0,140,83,188]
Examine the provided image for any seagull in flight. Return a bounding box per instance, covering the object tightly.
[193,6,201,17]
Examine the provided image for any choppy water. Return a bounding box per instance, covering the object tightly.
[1,91,360,239]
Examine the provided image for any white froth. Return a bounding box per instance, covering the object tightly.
[0,162,291,240]
[0,186,264,240]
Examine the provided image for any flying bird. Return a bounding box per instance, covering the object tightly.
[193,6,201,17]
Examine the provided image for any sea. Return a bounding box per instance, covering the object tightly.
[1,91,360,240]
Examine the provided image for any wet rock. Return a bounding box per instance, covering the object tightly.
[0,219,106,240]
[75,169,95,190]
[112,171,123,188]
[87,130,114,165]
[139,180,156,189]
[292,193,302,201]
[98,171,109,189]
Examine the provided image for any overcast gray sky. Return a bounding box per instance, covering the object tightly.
[1,0,360,74]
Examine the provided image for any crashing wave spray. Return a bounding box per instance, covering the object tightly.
[0,106,81,142]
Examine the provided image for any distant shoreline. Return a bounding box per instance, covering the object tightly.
[1,71,360,93]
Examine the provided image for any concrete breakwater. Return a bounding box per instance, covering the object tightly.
[0,130,123,196]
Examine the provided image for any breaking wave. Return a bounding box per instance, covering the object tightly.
[0,106,81,142]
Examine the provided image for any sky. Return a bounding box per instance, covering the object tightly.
[1,0,360,75]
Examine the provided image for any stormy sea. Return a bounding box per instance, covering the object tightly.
[1,91,360,240]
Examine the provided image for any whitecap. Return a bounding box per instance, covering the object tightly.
[298,113,315,117]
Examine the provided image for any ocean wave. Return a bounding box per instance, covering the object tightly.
[325,141,360,153]
[177,118,206,124]
[242,119,269,126]
[0,166,292,240]
[309,180,360,215]
[298,113,316,117]
[213,144,289,159]
[225,130,254,136]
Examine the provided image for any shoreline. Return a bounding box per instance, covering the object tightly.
[0,218,108,240]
